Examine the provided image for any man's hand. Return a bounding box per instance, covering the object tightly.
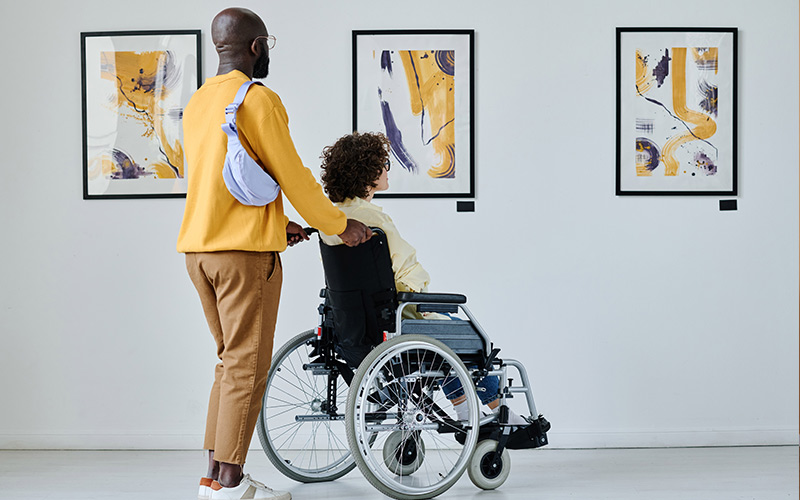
[339,219,372,247]
[286,221,310,247]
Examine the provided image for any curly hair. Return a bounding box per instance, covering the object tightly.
[320,132,390,203]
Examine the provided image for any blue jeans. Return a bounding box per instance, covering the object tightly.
[442,375,500,406]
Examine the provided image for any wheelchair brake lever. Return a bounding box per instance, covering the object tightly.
[484,347,502,371]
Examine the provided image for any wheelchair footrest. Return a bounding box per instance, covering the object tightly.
[505,414,550,450]
[295,414,345,422]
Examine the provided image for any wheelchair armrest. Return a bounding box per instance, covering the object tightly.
[397,292,467,304]
[417,303,459,314]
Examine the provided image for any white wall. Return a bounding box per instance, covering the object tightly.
[0,0,797,450]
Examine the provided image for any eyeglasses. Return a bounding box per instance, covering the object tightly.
[384,159,391,171]
[253,35,276,50]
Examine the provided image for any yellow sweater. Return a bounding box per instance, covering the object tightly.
[177,71,346,253]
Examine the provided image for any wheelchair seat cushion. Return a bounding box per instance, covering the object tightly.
[400,319,486,362]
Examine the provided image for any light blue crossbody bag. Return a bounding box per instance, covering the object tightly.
[221,81,281,206]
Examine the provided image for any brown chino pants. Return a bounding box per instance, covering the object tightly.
[186,251,282,465]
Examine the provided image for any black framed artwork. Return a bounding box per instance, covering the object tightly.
[616,28,737,195]
[81,30,201,199]
[353,30,475,198]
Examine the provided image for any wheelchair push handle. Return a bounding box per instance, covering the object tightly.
[301,226,384,238]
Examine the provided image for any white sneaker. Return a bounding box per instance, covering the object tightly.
[489,408,530,426]
[506,409,530,426]
[198,477,213,500]
[210,474,291,500]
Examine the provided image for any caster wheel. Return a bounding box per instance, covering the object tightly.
[468,439,511,490]
[382,431,425,476]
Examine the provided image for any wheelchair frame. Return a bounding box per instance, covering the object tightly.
[394,300,542,424]
[256,230,549,500]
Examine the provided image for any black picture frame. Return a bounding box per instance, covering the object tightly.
[353,30,475,198]
[616,27,738,196]
[81,29,202,199]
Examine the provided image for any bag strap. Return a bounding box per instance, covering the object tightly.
[222,81,262,136]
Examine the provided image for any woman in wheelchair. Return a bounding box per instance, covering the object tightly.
[318,132,435,319]
[319,131,529,426]
[254,132,548,499]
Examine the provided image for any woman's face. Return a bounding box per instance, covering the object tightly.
[374,161,389,192]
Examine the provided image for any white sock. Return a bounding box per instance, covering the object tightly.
[452,401,469,421]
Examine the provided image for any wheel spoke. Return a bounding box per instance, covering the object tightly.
[348,337,478,497]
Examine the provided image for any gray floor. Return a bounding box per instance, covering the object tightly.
[1,446,797,500]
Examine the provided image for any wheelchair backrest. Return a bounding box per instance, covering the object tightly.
[318,229,397,367]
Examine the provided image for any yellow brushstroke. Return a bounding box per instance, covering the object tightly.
[635,49,654,95]
[661,48,717,176]
[100,51,183,178]
[692,47,718,74]
[87,154,118,180]
[399,50,455,178]
[156,137,184,178]
[151,162,177,178]
[100,51,171,129]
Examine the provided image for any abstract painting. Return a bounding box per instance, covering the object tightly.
[616,28,737,195]
[81,30,201,199]
[353,30,474,198]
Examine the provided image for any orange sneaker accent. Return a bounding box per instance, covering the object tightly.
[200,477,214,487]
[210,480,223,491]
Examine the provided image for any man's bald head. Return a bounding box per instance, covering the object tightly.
[212,8,268,49]
[211,8,270,79]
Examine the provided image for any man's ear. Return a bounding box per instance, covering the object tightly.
[250,39,260,56]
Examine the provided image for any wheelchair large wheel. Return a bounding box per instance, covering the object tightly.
[346,334,480,500]
[256,330,355,483]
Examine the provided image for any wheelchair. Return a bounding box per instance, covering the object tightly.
[256,228,550,500]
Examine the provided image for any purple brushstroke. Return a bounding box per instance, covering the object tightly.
[694,48,718,71]
[694,151,717,175]
[439,144,455,178]
[110,149,152,179]
[636,137,660,172]
[636,118,654,134]
[379,88,418,174]
[434,50,455,76]
[380,50,393,76]
[653,49,670,88]
[698,80,718,117]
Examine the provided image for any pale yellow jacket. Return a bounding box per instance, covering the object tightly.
[320,197,431,293]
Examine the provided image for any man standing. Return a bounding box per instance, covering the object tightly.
[177,8,371,500]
